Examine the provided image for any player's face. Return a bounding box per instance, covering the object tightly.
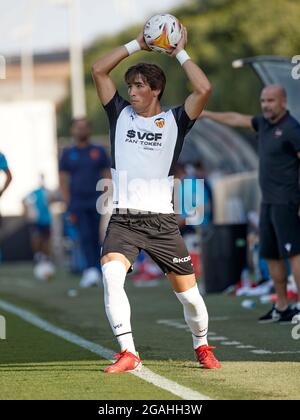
[260,87,286,121]
[71,119,91,142]
[127,75,159,113]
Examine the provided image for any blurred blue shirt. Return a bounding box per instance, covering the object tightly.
[24,187,52,226]
[175,176,213,235]
[180,176,213,225]
[0,153,8,171]
[59,144,110,211]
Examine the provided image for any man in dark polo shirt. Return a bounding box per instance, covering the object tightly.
[59,118,110,287]
[201,84,300,322]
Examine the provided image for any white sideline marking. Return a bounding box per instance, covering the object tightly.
[208,336,228,341]
[157,319,227,341]
[157,319,300,355]
[157,319,189,331]
[251,349,300,355]
[0,299,210,401]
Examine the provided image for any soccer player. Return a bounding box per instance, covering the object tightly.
[201,85,300,323]
[0,152,12,199]
[91,27,221,373]
[59,118,110,287]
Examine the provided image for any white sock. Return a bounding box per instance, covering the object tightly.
[175,284,209,349]
[102,261,136,355]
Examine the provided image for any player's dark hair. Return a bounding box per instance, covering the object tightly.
[125,63,166,100]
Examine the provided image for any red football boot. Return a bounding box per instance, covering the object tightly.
[195,345,221,369]
[104,350,142,374]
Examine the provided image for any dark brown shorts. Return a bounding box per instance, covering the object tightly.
[101,211,194,275]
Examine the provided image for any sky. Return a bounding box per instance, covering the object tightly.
[0,0,185,56]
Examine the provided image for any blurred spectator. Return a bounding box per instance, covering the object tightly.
[174,162,213,278]
[0,151,12,230]
[23,175,55,261]
[201,86,300,321]
[62,211,87,274]
[23,175,56,281]
[59,118,110,287]
[0,151,12,199]
[247,210,271,285]
[190,162,213,226]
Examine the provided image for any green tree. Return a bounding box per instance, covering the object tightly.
[57,0,300,137]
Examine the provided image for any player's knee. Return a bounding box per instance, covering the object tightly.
[101,253,130,268]
[176,284,201,304]
[176,284,208,316]
[101,253,114,265]
[102,260,127,292]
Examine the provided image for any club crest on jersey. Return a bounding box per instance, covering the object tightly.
[155,118,165,128]
[90,148,101,160]
[274,128,283,138]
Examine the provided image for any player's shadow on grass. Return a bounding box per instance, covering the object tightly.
[0,361,108,372]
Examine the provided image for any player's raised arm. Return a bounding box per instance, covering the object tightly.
[91,32,150,106]
[200,110,254,129]
[168,26,212,120]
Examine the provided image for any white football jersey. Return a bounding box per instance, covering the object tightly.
[104,91,195,213]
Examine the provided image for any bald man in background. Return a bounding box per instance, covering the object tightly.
[201,85,300,323]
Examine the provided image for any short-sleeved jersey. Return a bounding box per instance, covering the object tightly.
[0,153,8,171]
[104,91,195,213]
[59,144,110,210]
[251,111,300,204]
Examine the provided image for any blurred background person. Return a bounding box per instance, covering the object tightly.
[23,174,54,263]
[0,151,12,200]
[247,210,271,286]
[0,151,12,233]
[59,117,110,288]
[174,161,213,279]
[201,85,300,322]
[23,174,56,281]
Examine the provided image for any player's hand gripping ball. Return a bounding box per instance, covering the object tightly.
[143,14,182,54]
